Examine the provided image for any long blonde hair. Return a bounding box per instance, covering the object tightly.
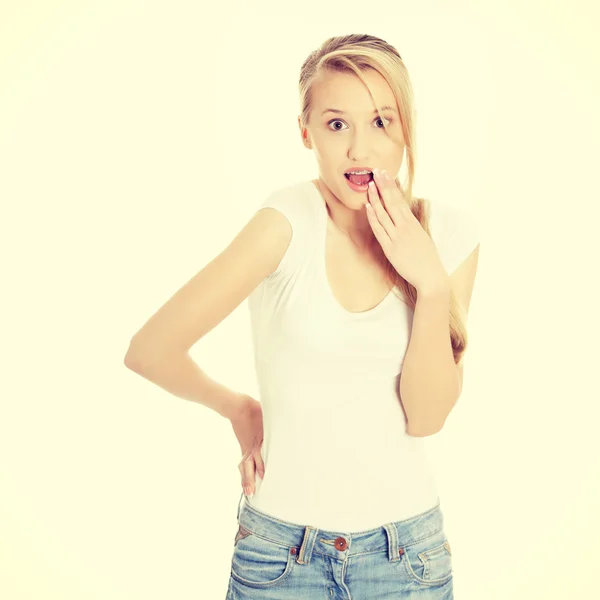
[299,33,468,365]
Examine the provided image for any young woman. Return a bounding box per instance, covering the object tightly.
[125,33,480,599]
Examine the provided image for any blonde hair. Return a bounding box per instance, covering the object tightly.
[299,33,468,365]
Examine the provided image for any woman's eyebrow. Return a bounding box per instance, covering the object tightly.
[321,105,397,115]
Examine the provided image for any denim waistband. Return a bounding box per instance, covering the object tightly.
[234,491,444,564]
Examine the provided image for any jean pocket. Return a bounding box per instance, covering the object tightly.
[401,530,453,586]
[230,525,296,589]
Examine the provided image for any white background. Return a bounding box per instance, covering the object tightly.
[1,0,598,598]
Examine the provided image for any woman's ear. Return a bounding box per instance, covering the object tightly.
[298,117,311,149]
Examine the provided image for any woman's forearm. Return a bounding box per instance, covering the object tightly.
[124,350,248,420]
[399,287,460,435]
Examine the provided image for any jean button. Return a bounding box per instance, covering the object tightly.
[334,537,347,551]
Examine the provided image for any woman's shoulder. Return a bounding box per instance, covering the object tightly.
[422,196,481,275]
[253,180,320,280]
[256,179,319,225]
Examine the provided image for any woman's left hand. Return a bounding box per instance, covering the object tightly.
[365,168,449,295]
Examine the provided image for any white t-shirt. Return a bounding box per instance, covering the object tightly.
[246,179,480,532]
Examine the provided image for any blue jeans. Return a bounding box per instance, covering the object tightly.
[226,492,454,599]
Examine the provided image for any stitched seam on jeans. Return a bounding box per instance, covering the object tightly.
[236,527,291,549]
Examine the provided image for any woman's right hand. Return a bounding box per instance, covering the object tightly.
[228,394,265,496]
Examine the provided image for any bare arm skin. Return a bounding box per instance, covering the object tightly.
[402,244,480,436]
[124,207,292,419]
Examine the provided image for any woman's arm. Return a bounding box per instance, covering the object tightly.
[400,244,480,435]
[124,207,293,419]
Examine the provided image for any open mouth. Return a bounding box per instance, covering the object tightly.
[344,171,373,185]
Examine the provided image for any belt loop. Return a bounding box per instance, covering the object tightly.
[383,522,401,562]
[296,525,318,565]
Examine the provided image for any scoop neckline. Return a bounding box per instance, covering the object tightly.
[306,179,398,318]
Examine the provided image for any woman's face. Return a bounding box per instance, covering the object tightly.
[300,68,405,211]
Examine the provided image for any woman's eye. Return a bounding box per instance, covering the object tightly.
[327,117,392,131]
[329,120,345,131]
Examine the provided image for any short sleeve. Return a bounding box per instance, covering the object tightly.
[429,199,481,275]
[255,185,313,281]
